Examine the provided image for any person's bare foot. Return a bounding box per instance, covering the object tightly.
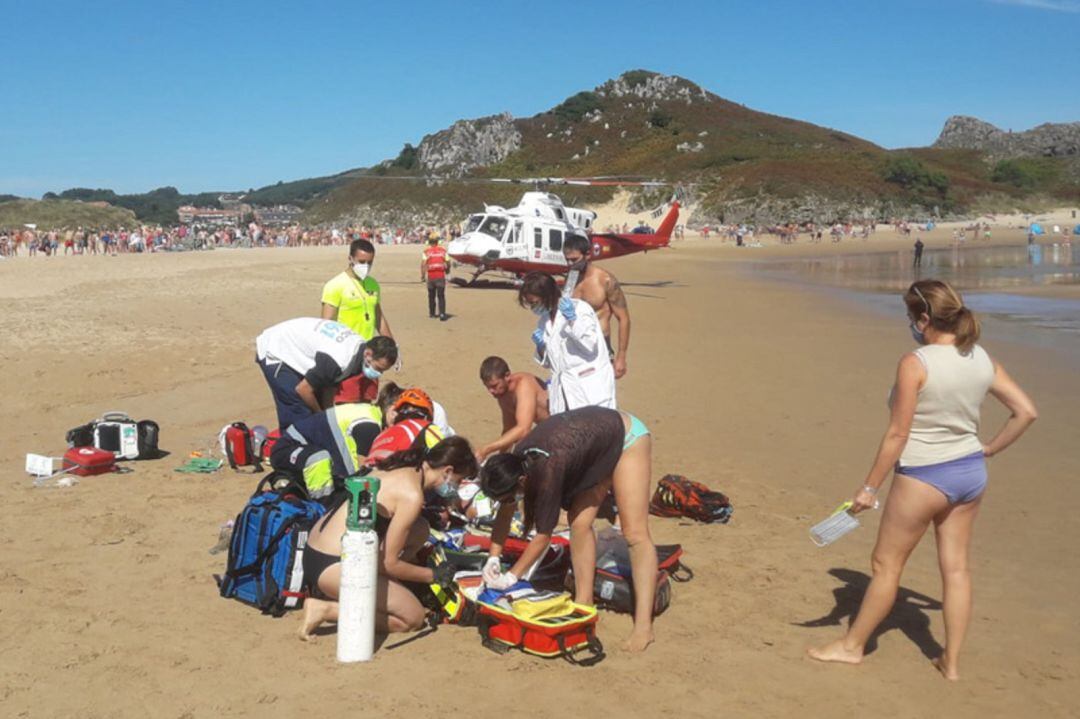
[298,598,332,641]
[624,628,655,653]
[807,639,863,665]
[932,656,960,681]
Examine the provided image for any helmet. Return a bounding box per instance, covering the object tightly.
[392,387,434,420]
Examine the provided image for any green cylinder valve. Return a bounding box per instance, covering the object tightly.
[343,475,380,532]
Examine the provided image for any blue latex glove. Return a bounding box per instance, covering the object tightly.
[558,297,577,321]
[531,328,545,349]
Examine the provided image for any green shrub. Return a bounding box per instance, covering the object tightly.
[553,91,602,123]
[648,109,673,129]
[622,70,653,88]
[882,156,949,197]
[990,158,1058,189]
[391,143,420,170]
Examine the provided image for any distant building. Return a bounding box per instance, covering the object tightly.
[254,205,304,226]
[177,205,242,226]
[218,194,245,209]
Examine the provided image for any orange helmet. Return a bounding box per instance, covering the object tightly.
[392,387,434,420]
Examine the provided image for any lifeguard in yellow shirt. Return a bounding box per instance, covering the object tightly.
[321,238,394,403]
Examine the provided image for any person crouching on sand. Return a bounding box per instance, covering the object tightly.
[809,279,1037,679]
[299,436,479,639]
[480,406,657,652]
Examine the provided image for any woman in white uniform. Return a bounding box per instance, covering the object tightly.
[518,272,616,415]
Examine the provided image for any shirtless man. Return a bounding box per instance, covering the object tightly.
[475,356,549,461]
[562,234,631,378]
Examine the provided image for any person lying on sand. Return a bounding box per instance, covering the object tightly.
[808,280,1037,680]
[298,436,479,640]
[481,406,657,652]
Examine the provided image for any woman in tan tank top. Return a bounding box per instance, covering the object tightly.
[809,280,1037,680]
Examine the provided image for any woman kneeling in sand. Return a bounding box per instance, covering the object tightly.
[809,280,1037,679]
[299,436,479,639]
[480,406,658,652]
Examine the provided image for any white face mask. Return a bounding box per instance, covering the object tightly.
[353,262,370,280]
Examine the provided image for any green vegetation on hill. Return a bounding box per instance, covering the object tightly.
[42,187,224,225]
[0,199,137,230]
[241,169,366,207]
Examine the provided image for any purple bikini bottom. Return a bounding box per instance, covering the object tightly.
[896,451,987,504]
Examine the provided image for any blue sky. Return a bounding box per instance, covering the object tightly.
[3,0,1078,197]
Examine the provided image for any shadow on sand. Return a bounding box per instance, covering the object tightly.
[796,568,943,659]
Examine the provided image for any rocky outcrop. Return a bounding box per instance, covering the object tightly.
[596,71,712,105]
[934,115,1080,159]
[417,113,521,176]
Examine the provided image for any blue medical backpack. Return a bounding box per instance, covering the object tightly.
[219,474,326,616]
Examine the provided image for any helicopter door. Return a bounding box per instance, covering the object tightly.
[504,220,526,260]
[545,228,565,266]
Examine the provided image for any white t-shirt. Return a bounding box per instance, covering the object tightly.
[256,318,366,391]
[432,401,455,437]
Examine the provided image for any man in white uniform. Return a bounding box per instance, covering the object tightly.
[255,318,398,431]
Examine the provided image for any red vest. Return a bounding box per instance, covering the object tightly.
[424,246,448,279]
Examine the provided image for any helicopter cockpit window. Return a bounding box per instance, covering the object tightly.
[548,229,563,252]
[465,215,484,233]
[478,216,509,241]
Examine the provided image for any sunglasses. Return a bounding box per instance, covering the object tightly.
[912,285,932,319]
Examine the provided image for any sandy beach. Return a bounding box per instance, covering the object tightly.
[1,230,1078,718]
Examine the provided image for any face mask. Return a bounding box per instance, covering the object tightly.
[353,262,370,280]
[909,321,926,345]
[567,258,587,272]
[435,476,458,499]
[362,363,382,381]
[531,305,548,317]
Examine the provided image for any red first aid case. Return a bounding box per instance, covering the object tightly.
[63,446,118,476]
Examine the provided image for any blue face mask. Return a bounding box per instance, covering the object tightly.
[531,305,548,317]
[909,321,926,345]
[362,363,382,381]
[435,479,459,499]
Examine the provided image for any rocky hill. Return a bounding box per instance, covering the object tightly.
[934,115,1080,160]
[302,71,1078,226]
[22,72,1080,228]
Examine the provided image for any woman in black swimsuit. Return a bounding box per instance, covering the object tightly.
[298,436,478,640]
[481,406,659,652]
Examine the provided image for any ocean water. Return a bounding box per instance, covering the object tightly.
[752,242,1080,356]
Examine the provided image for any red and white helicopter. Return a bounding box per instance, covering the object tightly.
[445,178,681,285]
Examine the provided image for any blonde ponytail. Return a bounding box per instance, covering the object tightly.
[954,306,980,354]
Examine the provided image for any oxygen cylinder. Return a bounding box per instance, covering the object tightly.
[337,474,380,663]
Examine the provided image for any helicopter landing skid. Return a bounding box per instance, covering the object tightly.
[451,267,523,289]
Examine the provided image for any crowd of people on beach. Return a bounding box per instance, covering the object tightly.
[0,223,460,258]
